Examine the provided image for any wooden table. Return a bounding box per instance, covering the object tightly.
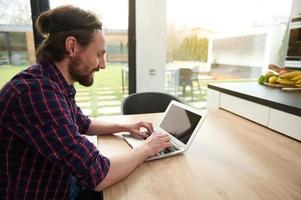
[97,109,301,200]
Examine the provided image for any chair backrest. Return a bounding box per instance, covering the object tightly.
[179,68,193,85]
[122,92,182,115]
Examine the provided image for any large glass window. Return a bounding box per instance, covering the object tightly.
[0,0,33,89]
[166,0,292,109]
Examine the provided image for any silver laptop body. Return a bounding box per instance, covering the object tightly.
[123,100,206,161]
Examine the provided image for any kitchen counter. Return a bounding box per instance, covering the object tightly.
[208,82,301,117]
[207,82,301,141]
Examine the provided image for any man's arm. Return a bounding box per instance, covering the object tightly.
[94,132,171,191]
[76,104,154,138]
[86,119,154,139]
[75,105,130,136]
[86,120,128,135]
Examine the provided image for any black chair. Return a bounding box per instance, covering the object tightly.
[191,66,202,93]
[179,68,193,97]
[122,92,182,115]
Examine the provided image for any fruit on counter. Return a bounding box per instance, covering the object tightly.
[258,69,279,85]
[260,64,301,88]
[268,76,277,84]
[291,74,301,81]
[276,78,295,86]
[279,69,289,75]
[279,71,301,79]
[268,64,289,74]
[258,75,268,84]
[277,70,301,88]
[266,69,279,76]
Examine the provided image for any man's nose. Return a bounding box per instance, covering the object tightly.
[99,63,106,69]
[98,59,106,69]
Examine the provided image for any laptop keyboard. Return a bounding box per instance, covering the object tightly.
[159,145,180,155]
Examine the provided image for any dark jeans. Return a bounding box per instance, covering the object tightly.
[75,190,103,200]
[70,176,103,200]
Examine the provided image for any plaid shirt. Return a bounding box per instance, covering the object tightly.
[0,62,110,199]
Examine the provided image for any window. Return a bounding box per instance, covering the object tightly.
[0,0,33,88]
[166,0,292,109]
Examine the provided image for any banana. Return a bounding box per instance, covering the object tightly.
[291,74,301,82]
[295,84,301,88]
[279,71,301,79]
[277,79,295,86]
[296,79,301,84]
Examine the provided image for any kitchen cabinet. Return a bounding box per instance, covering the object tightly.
[268,108,301,140]
[207,83,301,141]
[219,93,270,126]
[207,88,220,108]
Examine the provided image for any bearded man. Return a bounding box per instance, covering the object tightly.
[0,5,170,200]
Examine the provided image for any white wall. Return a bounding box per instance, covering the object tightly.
[136,0,166,92]
[212,25,289,72]
[212,33,266,67]
[290,0,301,17]
[263,24,288,71]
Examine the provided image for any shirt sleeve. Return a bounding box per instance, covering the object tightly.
[12,79,110,189]
[75,105,91,135]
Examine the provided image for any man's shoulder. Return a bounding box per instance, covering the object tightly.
[7,64,61,95]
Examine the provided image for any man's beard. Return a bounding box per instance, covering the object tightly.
[69,57,96,87]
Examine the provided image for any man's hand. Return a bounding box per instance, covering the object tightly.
[125,121,154,139]
[141,132,172,156]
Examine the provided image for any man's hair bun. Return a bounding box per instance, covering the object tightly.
[35,10,52,38]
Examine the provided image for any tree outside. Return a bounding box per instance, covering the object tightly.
[173,35,208,62]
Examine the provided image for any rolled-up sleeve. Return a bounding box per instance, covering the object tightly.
[12,80,110,189]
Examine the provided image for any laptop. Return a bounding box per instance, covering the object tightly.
[122,100,206,161]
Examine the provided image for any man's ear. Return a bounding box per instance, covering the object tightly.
[65,36,79,58]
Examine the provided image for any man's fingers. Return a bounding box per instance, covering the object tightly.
[164,141,172,147]
[140,121,154,133]
[147,122,154,132]
[158,133,170,140]
[139,131,149,139]
[151,132,171,143]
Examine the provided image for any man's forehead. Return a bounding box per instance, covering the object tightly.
[91,30,106,49]
[95,30,105,39]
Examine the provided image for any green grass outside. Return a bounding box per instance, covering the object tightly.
[0,65,28,88]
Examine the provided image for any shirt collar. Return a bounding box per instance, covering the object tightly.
[40,61,76,98]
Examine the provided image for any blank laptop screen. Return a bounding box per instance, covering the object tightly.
[159,104,202,144]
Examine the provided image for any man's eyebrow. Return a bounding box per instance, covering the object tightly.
[100,50,106,54]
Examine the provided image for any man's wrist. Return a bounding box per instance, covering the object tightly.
[133,145,151,163]
[116,123,129,133]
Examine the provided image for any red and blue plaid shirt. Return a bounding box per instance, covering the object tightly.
[0,62,110,199]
